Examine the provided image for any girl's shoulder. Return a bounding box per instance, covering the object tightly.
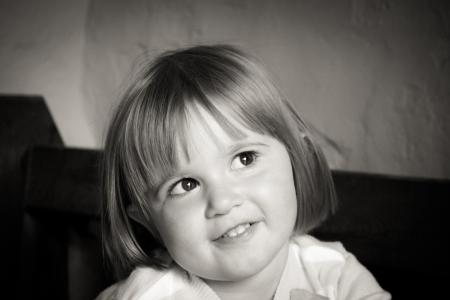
[95,265,219,300]
[95,267,170,300]
[289,234,391,300]
[291,234,349,261]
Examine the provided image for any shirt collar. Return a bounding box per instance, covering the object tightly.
[273,241,329,300]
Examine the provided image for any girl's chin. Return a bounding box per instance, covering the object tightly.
[206,240,289,283]
[199,256,275,283]
[201,271,258,285]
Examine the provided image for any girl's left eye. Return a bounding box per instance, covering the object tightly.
[231,151,258,169]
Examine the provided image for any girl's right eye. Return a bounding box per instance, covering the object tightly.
[169,178,199,196]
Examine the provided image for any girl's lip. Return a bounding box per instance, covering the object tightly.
[212,221,261,244]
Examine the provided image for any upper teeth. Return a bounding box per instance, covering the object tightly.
[222,223,251,238]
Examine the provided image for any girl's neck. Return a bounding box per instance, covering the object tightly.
[203,242,290,300]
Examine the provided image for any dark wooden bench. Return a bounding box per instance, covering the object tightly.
[0,95,63,298]
[2,95,449,299]
[21,146,450,300]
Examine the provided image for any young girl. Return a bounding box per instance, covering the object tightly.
[97,45,390,300]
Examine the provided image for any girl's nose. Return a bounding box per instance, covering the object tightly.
[205,183,244,218]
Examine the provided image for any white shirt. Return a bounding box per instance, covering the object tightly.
[96,235,391,300]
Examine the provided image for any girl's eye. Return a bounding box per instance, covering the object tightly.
[231,151,257,169]
[169,178,199,196]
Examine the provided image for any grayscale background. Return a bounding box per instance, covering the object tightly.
[1,0,449,178]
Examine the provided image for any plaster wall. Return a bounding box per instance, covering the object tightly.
[1,0,449,179]
[0,0,95,146]
[82,0,450,178]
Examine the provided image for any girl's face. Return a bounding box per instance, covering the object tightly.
[148,106,298,282]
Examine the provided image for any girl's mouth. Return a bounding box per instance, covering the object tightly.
[214,222,259,243]
[221,223,252,238]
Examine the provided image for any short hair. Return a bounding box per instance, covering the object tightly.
[102,45,337,279]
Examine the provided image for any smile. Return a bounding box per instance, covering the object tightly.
[221,223,251,238]
[214,221,260,243]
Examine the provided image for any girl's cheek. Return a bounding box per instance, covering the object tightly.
[159,196,203,230]
[245,167,281,189]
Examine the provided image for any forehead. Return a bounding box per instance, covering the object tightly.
[176,103,249,163]
[144,91,287,195]
[145,100,260,195]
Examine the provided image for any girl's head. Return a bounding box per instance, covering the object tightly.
[102,45,337,279]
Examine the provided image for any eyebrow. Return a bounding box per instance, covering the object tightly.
[225,140,269,155]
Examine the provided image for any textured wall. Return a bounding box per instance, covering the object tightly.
[82,0,450,178]
[0,0,95,146]
[1,0,449,179]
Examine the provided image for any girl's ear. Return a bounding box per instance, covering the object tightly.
[127,204,152,232]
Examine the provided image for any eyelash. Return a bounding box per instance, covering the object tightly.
[167,150,260,197]
[231,150,259,169]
